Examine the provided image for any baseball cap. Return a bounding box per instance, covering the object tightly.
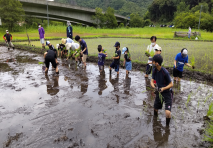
[182,49,188,58]
[46,41,50,46]
[114,42,120,47]
[153,54,163,66]
[122,47,127,54]
[155,46,162,51]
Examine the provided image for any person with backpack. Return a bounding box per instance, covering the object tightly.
[3,30,14,50]
[151,54,173,126]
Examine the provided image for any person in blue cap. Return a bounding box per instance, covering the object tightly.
[109,42,121,75]
[122,47,132,75]
[46,41,55,50]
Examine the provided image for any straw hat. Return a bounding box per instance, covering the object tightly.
[61,38,66,44]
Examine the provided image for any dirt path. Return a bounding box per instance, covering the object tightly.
[0,47,212,148]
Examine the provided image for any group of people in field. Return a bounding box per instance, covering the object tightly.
[3,21,195,126]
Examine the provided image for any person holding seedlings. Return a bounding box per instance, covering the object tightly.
[122,47,132,75]
[75,35,88,68]
[145,36,159,78]
[56,43,65,57]
[38,23,45,50]
[44,49,59,75]
[98,45,108,73]
[3,30,14,50]
[109,42,121,75]
[151,54,173,126]
[173,48,194,81]
[46,41,55,50]
[67,21,73,39]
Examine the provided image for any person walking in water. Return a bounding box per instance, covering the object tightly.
[67,21,73,39]
[3,30,14,50]
[38,23,45,50]
[151,54,173,126]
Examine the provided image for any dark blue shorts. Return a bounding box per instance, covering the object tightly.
[110,62,119,72]
[146,65,152,75]
[154,91,173,111]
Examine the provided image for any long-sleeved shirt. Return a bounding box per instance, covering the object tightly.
[38,27,45,39]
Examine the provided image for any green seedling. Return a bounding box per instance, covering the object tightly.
[149,50,155,57]
[141,90,147,93]
[203,121,213,143]
[186,93,192,107]
[159,92,164,104]
[207,102,213,120]
[204,93,212,104]
[38,62,44,65]
[190,56,195,69]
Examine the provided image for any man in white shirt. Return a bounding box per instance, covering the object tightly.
[145,36,159,78]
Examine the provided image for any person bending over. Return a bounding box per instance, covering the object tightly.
[44,49,59,75]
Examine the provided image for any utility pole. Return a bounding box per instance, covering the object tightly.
[47,0,54,26]
[198,5,203,30]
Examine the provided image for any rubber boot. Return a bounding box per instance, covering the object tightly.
[13,47,15,50]
[166,118,171,126]
[110,70,112,75]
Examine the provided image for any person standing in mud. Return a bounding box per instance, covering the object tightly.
[151,54,173,126]
[44,49,59,75]
[98,45,107,73]
[38,23,45,50]
[3,30,14,50]
[145,36,159,78]
[122,47,132,75]
[173,48,194,82]
[109,42,121,75]
[67,21,73,39]
[75,35,88,68]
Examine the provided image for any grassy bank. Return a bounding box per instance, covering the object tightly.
[1,25,213,41]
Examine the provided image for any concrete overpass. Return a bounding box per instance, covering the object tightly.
[19,0,130,26]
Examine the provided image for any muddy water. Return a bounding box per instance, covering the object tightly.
[0,46,212,148]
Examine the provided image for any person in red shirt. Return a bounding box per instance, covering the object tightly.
[3,30,14,50]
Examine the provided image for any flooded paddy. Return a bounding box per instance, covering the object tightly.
[0,46,212,148]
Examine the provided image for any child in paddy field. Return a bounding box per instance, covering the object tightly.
[98,45,108,73]
[151,54,173,126]
[173,48,194,82]
[109,42,121,75]
[122,47,132,75]
[3,30,14,50]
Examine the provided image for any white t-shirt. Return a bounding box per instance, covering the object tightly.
[147,43,159,66]
[188,28,191,34]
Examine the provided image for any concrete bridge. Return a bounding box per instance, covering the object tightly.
[19,0,130,26]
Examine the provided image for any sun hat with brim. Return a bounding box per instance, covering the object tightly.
[122,47,127,54]
[61,38,66,44]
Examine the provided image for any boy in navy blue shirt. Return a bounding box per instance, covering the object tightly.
[75,35,88,68]
[151,54,173,126]
[98,45,108,73]
[173,48,194,81]
[109,42,121,75]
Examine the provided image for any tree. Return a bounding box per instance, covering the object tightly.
[0,0,25,31]
[129,13,145,27]
[104,7,118,28]
[92,7,105,28]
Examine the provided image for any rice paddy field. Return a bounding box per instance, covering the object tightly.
[16,38,213,73]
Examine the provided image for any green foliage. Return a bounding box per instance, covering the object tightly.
[129,13,145,28]
[0,0,25,31]
[119,23,124,28]
[190,56,195,67]
[55,0,154,17]
[207,102,213,120]
[105,7,118,29]
[93,7,117,29]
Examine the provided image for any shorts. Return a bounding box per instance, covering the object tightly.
[110,61,119,72]
[40,38,45,44]
[45,57,57,69]
[154,91,172,111]
[173,68,182,78]
[146,65,152,75]
[98,65,104,71]
[83,54,87,62]
[125,61,132,71]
